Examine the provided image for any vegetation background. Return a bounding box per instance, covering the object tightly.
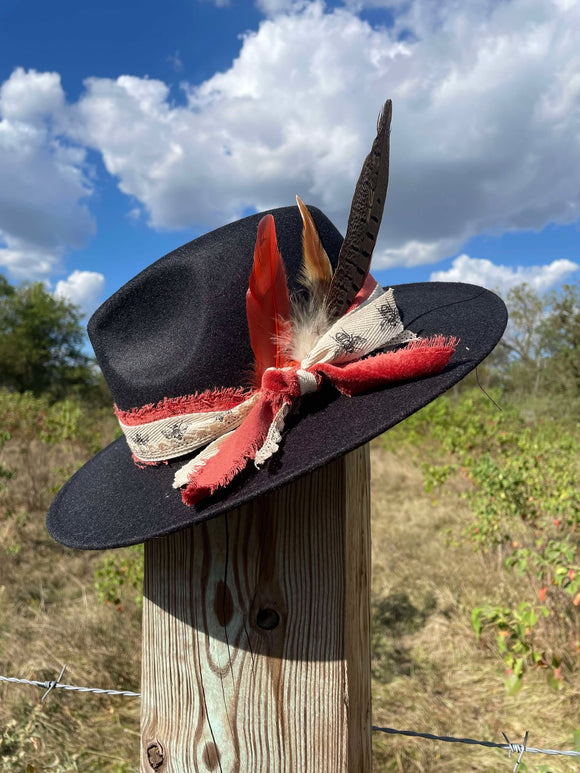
[0,277,578,771]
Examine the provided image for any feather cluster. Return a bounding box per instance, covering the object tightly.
[246,100,393,385]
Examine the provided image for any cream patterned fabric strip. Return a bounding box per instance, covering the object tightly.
[301,287,416,368]
[119,393,260,462]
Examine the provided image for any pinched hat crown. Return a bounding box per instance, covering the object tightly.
[89,206,344,411]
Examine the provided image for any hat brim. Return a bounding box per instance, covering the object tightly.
[47,281,506,550]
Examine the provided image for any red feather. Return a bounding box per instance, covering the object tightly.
[246,215,292,385]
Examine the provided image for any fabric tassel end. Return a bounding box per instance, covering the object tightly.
[180,393,288,506]
[314,336,458,396]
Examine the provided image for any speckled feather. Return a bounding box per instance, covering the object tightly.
[325,100,392,320]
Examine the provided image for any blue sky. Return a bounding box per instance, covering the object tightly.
[0,0,579,322]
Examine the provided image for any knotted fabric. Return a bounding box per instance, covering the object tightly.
[116,286,457,506]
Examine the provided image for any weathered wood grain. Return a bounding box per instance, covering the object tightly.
[140,445,371,772]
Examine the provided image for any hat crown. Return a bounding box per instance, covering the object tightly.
[88,206,344,410]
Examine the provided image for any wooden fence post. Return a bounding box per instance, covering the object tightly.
[140,444,371,772]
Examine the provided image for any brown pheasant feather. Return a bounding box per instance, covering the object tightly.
[325,99,392,320]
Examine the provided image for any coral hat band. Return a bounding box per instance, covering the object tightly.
[116,286,457,506]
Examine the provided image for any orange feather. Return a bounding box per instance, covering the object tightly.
[296,195,333,304]
[246,215,292,385]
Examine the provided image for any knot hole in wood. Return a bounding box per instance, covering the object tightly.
[146,741,164,770]
[256,607,281,630]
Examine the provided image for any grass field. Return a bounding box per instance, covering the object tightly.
[370,445,579,772]
[0,392,578,771]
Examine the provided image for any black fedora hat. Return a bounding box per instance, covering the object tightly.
[46,107,507,551]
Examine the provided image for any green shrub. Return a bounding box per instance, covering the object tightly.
[0,388,118,513]
[389,389,580,689]
[94,545,144,610]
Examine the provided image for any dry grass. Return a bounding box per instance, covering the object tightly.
[370,443,580,772]
[0,434,578,771]
[0,433,140,772]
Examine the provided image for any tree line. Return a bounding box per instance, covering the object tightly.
[487,282,580,409]
[0,275,109,405]
[0,273,579,407]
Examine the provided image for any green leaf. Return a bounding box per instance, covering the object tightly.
[513,657,525,677]
[504,671,523,695]
[471,608,483,638]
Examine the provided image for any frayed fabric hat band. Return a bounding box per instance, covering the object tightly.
[116,286,457,506]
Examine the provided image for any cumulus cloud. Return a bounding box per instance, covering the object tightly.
[66,5,412,233]
[59,0,580,268]
[255,0,309,15]
[430,255,579,295]
[54,270,105,316]
[0,68,64,123]
[0,236,61,281]
[0,68,94,280]
[2,0,580,280]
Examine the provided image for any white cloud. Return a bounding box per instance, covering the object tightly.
[67,5,411,233]
[255,0,309,15]
[377,237,461,267]
[0,68,94,281]
[54,269,105,316]
[430,254,579,295]
[60,0,580,268]
[2,0,580,281]
[0,67,64,124]
[0,236,62,281]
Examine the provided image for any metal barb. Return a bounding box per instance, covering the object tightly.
[503,731,529,773]
[514,731,529,773]
[41,664,67,702]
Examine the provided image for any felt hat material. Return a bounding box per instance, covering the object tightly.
[46,205,507,550]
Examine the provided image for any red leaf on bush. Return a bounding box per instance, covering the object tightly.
[539,586,547,602]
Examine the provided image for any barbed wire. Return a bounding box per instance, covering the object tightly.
[372,725,580,771]
[0,667,140,701]
[2,668,579,769]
